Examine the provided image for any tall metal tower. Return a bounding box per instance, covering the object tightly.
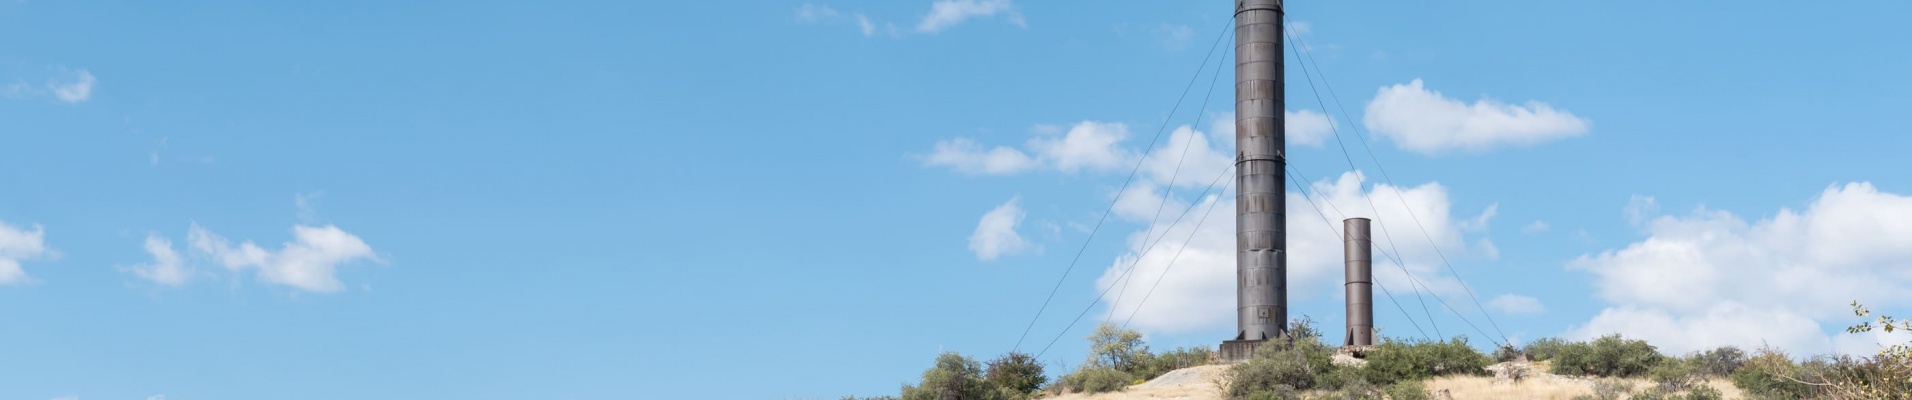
[1222,0,1286,362]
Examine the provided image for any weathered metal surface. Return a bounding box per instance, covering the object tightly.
[1344,218,1375,347]
[1234,0,1286,343]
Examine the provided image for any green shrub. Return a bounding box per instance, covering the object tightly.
[900,352,996,400]
[1317,378,1381,400]
[1648,356,1700,392]
[1550,334,1664,378]
[1728,347,1818,400]
[1054,366,1133,394]
[1223,318,1337,398]
[1240,385,1301,400]
[1360,337,1492,385]
[1314,366,1369,391]
[1628,384,1724,400]
[1524,337,1570,362]
[1135,346,1215,381]
[983,352,1045,394]
[1493,343,1524,363]
[1382,380,1431,400]
[1580,378,1634,400]
[1688,346,1746,376]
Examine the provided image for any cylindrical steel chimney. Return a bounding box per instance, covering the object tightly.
[1233,0,1286,343]
[1343,218,1374,347]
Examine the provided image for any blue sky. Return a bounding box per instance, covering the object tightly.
[3,1,1911,399]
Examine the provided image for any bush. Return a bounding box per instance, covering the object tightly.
[1493,343,1524,363]
[900,352,997,400]
[1524,337,1570,362]
[1054,366,1133,394]
[1317,378,1381,400]
[1648,356,1700,392]
[1729,346,1819,400]
[1223,318,1338,398]
[983,352,1045,394]
[1361,337,1492,385]
[1628,385,1724,400]
[1571,378,1634,400]
[1551,334,1664,378]
[1688,346,1746,376]
[1382,380,1431,400]
[1135,346,1215,380]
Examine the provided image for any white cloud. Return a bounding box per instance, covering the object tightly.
[856,14,876,37]
[0,220,50,285]
[929,113,1335,179]
[1096,126,1498,333]
[188,223,377,293]
[969,197,1032,261]
[916,0,1022,33]
[1567,182,1912,356]
[924,137,1039,175]
[1285,109,1335,147]
[1488,293,1545,315]
[129,234,191,286]
[923,121,1134,175]
[1521,220,1551,234]
[1028,121,1132,173]
[795,3,841,22]
[1363,79,1589,154]
[49,69,95,103]
[797,4,878,37]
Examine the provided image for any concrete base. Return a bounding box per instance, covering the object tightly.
[1219,339,1266,363]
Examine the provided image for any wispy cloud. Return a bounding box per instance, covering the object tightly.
[916,0,1023,33]
[796,3,878,37]
[49,69,95,103]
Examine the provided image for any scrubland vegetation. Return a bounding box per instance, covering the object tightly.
[845,302,1909,400]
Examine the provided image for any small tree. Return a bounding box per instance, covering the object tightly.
[984,352,1045,394]
[900,352,995,400]
[1086,322,1149,373]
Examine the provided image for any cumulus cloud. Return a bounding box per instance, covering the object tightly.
[1567,183,1912,356]
[916,0,1023,33]
[49,70,95,103]
[0,220,51,285]
[1286,109,1335,147]
[1364,79,1588,154]
[924,121,1134,175]
[969,197,1033,261]
[1488,294,1545,315]
[129,234,191,286]
[1086,116,1498,333]
[188,223,377,293]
